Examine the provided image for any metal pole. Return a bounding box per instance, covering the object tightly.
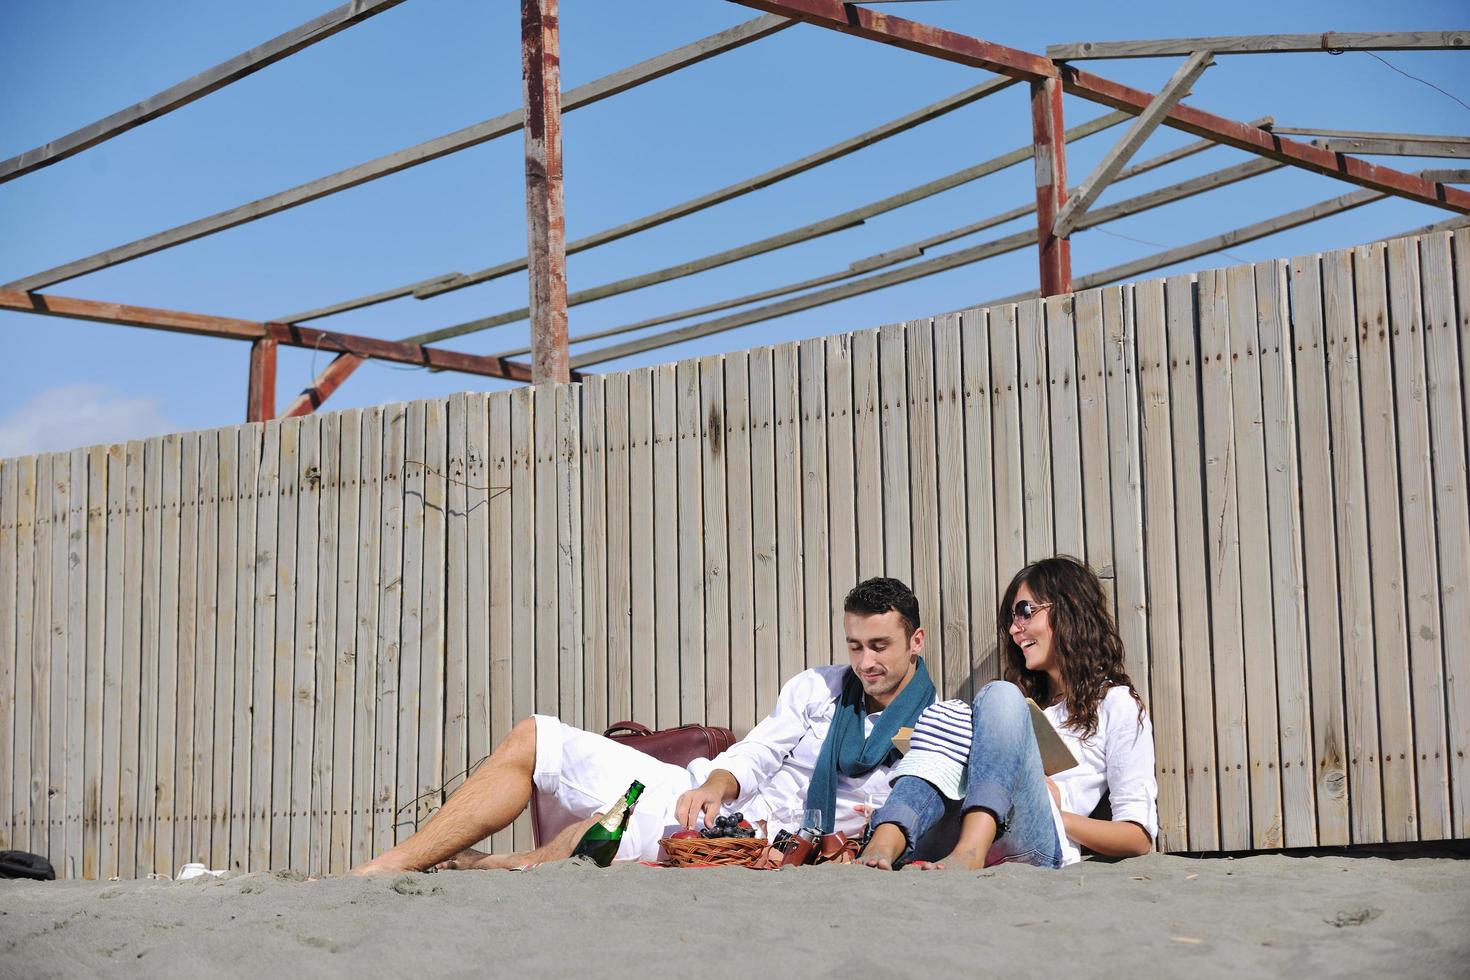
[521,0,569,384]
[247,337,278,422]
[1030,76,1072,296]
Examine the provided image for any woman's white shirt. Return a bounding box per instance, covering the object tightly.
[1045,684,1158,866]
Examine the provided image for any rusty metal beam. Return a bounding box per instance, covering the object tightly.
[725,1,1470,215]
[247,338,278,423]
[1029,77,1071,295]
[521,0,570,384]
[281,354,365,418]
[727,0,1056,80]
[0,0,410,185]
[0,289,541,383]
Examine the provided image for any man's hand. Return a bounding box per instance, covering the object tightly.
[675,770,740,830]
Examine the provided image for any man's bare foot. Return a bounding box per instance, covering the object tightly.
[857,824,905,871]
[433,847,528,871]
[349,855,416,876]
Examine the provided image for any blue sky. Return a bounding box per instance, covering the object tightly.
[2,0,1467,455]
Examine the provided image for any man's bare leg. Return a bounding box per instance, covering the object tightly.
[434,814,602,871]
[353,716,540,874]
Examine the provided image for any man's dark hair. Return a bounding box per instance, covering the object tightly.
[843,577,921,635]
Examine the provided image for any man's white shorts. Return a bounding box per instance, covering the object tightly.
[532,714,699,862]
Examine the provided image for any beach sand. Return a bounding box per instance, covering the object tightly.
[3,852,1468,979]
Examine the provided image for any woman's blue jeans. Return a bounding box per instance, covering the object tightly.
[873,681,1064,868]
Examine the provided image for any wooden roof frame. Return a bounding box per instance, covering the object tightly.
[2,0,1467,421]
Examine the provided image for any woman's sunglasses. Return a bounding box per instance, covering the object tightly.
[1010,600,1053,623]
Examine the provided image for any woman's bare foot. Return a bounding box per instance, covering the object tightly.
[858,824,906,870]
[935,846,987,870]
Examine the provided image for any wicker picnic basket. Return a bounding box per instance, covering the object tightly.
[659,836,768,868]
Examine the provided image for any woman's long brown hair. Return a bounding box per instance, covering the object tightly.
[998,555,1144,739]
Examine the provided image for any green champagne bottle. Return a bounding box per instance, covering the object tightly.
[570,780,645,867]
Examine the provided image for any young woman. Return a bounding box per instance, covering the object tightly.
[860,555,1156,870]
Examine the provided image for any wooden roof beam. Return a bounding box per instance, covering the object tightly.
[0,0,410,185]
[725,2,1470,214]
[1048,31,1469,61]
[1052,50,1214,239]
[2,14,793,294]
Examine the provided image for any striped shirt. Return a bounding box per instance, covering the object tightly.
[908,698,973,766]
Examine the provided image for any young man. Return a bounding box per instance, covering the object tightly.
[353,577,935,873]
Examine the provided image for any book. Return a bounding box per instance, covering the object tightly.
[1027,698,1079,776]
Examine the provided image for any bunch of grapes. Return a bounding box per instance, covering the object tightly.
[700,812,757,839]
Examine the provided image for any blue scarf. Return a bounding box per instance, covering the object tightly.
[805,658,935,833]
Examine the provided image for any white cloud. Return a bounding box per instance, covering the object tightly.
[0,385,177,458]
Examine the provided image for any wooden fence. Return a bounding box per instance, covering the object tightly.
[2,230,1468,879]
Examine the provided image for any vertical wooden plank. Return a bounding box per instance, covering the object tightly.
[1354,244,1418,842]
[82,446,108,877]
[747,352,780,715]
[1288,256,1350,845]
[1198,269,1251,851]
[231,426,261,871]
[1045,295,1085,559]
[138,441,166,872]
[604,375,634,726]
[1255,260,1317,848]
[1166,274,1220,852]
[39,453,63,871]
[0,458,16,853]
[418,401,448,837]
[485,394,516,853]
[1134,280,1187,851]
[627,371,658,727]
[905,321,943,686]
[374,405,406,854]
[190,434,219,868]
[95,448,123,876]
[724,353,757,733]
[1073,291,1114,610]
[328,410,359,874]
[933,314,972,698]
[64,449,88,876]
[444,397,471,817]
[960,311,999,687]
[676,361,706,717]
[310,413,340,875]
[878,324,912,584]
[772,343,806,686]
[207,431,235,870]
[1422,231,1470,837]
[396,403,426,841]
[799,339,831,667]
[825,336,858,659]
[1386,239,1448,842]
[268,419,301,867]
[1323,248,1385,843]
[851,330,885,581]
[990,307,1025,592]
[1226,264,1284,849]
[172,435,200,872]
[247,422,281,869]
[533,386,559,718]
[699,357,730,724]
[288,417,320,872]
[32,453,54,862]
[146,435,181,875]
[1102,287,1150,693]
[1018,300,1054,562]
[581,377,610,733]
[508,389,537,849]
[556,385,584,726]
[12,457,36,859]
[116,442,145,876]
[350,407,384,866]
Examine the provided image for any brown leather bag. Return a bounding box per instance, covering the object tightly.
[529,721,737,847]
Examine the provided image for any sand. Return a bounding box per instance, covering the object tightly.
[3,852,1468,979]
